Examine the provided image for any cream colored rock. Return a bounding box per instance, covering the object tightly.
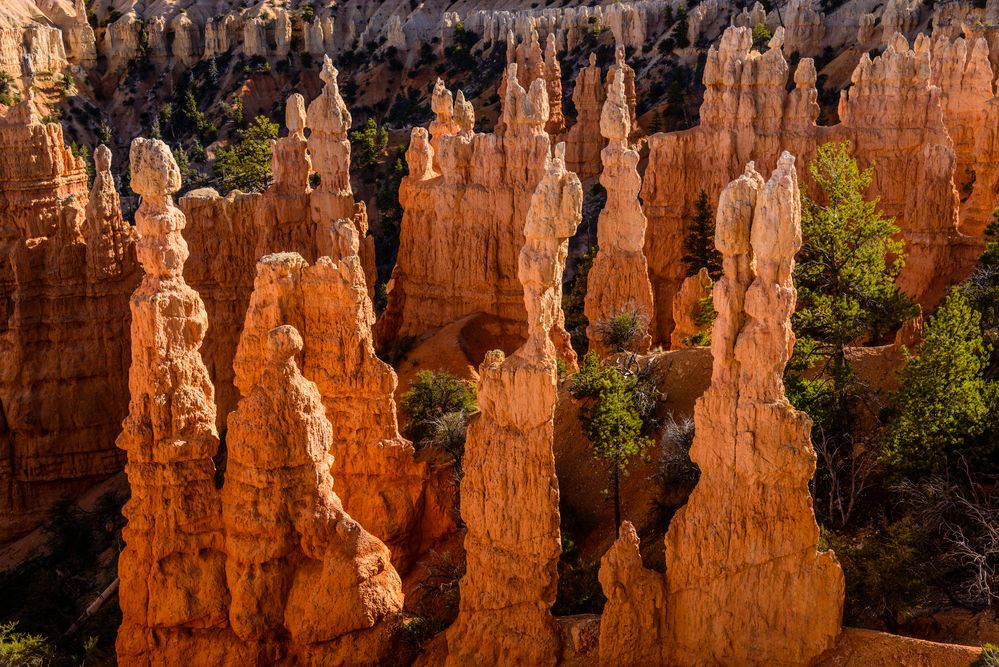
[604,46,638,138]
[445,143,580,666]
[242,17,267,57]
[65,0,96,67]
[584,68,654,355]
[170,12,197,68]
[662,155,844,666]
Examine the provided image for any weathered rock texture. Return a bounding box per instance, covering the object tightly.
[564,54,606,180]
[445,142,580,666]
[642,27,980,344]
[0,101,137,542]
[0,95,88,239]
[180,64,374,426]
[670,267,714,349]
[597,521,667,666]
[116,138,231,663]
[222,324,402,661]
[118,140,403,665]
[379,64,575,366]
[232,252,443,572]
[662,155,844,665]
[584,67,653,356]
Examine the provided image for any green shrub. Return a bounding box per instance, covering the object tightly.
[593,308,648,354]
[0,622,57,667]
[400,370,478,449]
[974,643,999,667]
[570,353,653,527]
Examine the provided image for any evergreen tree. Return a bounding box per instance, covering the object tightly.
[213,115,278,193]
[570,353,652,528]
[682,190,722,279]
[787,141,916,526]
[884,291,997,477]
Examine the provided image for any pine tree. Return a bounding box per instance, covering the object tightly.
[883,290,997,477]
[682,190,722,279]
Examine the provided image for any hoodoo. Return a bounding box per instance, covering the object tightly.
[445,143,581,665]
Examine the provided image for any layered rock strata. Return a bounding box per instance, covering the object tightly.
[661,155,844,665]
[118,140,403,665]
[565,54,605,180]
[181,63,374,425]
[0,103,136,542]
[584,68,654,356]
[445,142,581,666]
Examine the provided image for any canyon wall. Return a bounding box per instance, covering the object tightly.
[0,97,137,541]
[445,142,581,665]
[377,66,567,357]
[642,26,982,344]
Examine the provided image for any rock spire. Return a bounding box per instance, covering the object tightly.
[445,144,581,665]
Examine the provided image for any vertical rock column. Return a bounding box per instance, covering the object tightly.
[445,144,581,666]
[584,68,654,355]
[662,154,844,666]
[308,56,376,290]
[565,53,605,179]
[116,139,231,663]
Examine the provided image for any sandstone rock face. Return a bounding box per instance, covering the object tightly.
[0,96,88,239]
[670,268,713,349]
[782,0,826,57]
[564,54,605,180]
[84,145,133,282]
[543,34,565,136]
[931,35,998,235]
[65,0,96,67]
[0,6,67,85]
[118,140,402,665]
[181,77,374,426]
[116,138,231,663]
[307,56,376,289]
[101,11,141,73]
[604,46,638,138]
[222,324,402,658]
[233,252,440,572]
[642,27,978,344]
[584,67,654,356]
[598,521,667,666]
[0,104,136,542]
[445,143,580,666]
[378,64,571,361]
[662,155,844,666]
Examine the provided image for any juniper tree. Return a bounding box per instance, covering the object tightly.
[682,190,722,279]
